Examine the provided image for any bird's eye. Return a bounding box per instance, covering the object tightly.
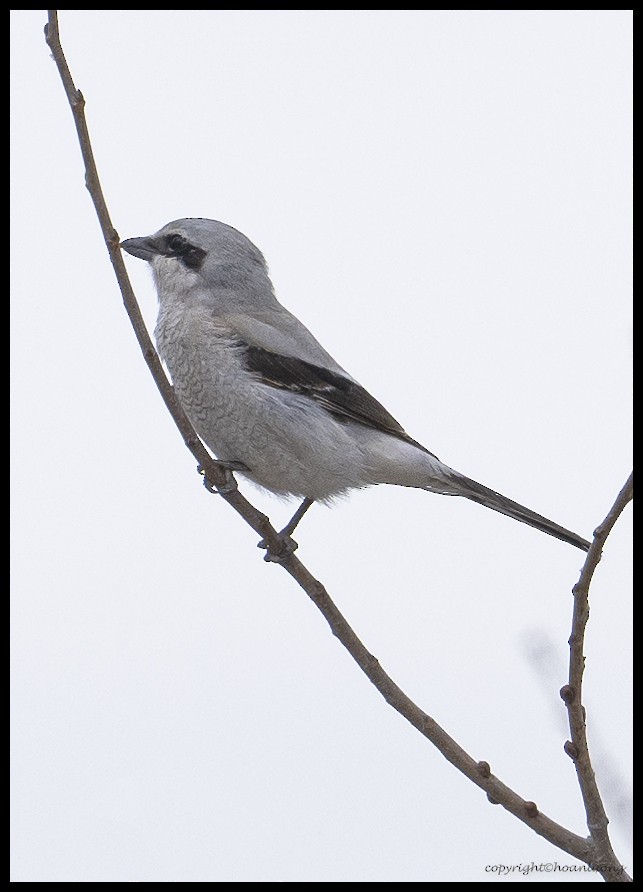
[165,234,190,254]
[163,234,206,270]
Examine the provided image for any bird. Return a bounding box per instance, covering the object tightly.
[121,218,590,555]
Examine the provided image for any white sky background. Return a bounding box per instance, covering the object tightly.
[10,10,632,883]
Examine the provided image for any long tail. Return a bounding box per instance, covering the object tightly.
[436,471,591,552]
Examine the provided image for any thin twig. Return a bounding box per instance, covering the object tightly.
[45,10,631,881]
[561,473,633,878]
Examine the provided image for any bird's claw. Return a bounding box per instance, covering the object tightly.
[256,498,314,562]
[198,460,249,495]
[257,532,299,563]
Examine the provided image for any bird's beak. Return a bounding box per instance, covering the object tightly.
[120,236,160,262]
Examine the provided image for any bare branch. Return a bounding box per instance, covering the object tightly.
[561,473,633,879]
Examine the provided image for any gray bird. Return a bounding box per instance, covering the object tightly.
[121,218,590,553]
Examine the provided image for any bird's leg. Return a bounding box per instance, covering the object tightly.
[198,460,250,495]
[281,497,315,538]
[259,498,315,563]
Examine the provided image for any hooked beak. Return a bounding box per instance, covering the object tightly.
[120,235,160,262]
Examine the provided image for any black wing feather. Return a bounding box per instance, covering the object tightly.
[243,343,436,456]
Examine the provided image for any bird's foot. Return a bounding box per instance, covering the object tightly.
[256,498,314,563]
[198,460,249,495]
[257,531,299,563]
